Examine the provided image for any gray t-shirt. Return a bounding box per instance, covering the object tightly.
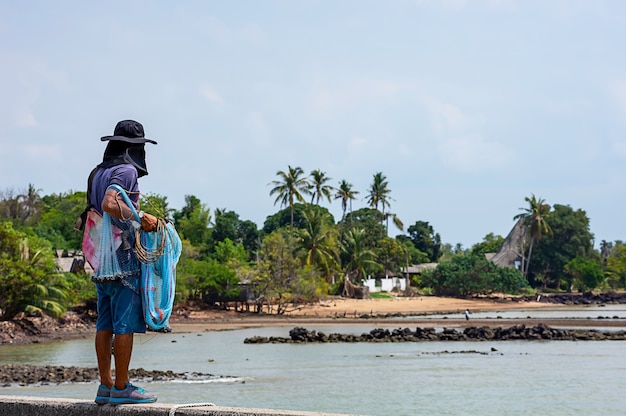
[90,163,140,214]
[90,163,141,283]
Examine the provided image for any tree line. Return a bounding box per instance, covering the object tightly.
[0,169,624,320]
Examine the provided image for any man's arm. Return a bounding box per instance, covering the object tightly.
[102,189,158,231]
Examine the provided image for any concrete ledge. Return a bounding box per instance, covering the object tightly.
[0,396,362,416]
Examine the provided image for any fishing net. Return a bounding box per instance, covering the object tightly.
[90,184,181,331]
[137,219,181,330]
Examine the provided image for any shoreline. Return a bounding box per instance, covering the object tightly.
[2,295,626,346]
[169,295,626,333]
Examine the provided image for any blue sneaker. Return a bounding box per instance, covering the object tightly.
[110,383,157,405]
[95,384,111,405]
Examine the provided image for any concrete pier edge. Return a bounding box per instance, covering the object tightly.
[0,395,363,416]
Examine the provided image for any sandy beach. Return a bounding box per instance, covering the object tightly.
[169,295,626,333]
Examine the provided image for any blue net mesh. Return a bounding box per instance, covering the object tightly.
[92,212,141,283]
[95,185,181,331]
[139,222,182,330]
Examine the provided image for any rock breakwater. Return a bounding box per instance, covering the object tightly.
[0,365,220,387]
[517,291,626,305]
[244,324,626,344]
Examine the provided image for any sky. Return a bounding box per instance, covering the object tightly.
[1,0,625,249]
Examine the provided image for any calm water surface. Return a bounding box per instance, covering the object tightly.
[1,312,625,415]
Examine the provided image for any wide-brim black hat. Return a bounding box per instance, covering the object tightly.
[101,119,158,144]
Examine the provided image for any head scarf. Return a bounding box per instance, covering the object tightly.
[99,140,149,177]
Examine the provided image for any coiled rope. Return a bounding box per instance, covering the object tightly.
[168,402,216,416]
[134,217,170,263]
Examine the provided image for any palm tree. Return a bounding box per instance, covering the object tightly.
[383,212,404,234]
[600,240,612,265]
[513,194,553,278]
[296,206,339,279]
[309,169,334,205]
[269,166,311,229]
[366,172,392,238]
[334,180,359,239]
[341,228,379,283]
[17,183,42,223]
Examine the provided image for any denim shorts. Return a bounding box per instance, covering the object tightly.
[96,275,146,334]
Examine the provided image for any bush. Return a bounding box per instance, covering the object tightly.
[420,254,528,297]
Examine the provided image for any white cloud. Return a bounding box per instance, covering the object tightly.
[199,83,224,105]
[13,109,38,128]
[23,144,62,161]
[349,136,367,149]
[426,99,469,131]
[0,51,68,128]
[309,77,403,118]
[437,134,515,173]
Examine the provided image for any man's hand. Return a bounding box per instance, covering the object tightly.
[141,212,158,232]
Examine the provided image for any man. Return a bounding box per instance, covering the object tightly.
[87,120,159,405]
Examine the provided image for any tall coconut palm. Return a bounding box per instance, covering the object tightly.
[513,194,553,277]
[334,180,359,239]
[600,240,612,265]
[269,166,311,229]
[17,183,42,223]
[309,169,334,205]
[296,206,339,279]
[366,172,392,238]
[383,212,404,234]
[341,228,379,282]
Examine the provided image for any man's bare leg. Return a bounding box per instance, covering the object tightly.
[113,333,134,390]
[95,330,114,388]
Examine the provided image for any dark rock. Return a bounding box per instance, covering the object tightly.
[243,325,626,344]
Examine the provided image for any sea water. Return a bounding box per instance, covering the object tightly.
[1,318,625,415]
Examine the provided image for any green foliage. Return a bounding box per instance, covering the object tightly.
[564,256,605,292]
[367,172,391,214]
[36,191,86,250]
[471,233,505,256]
[251,229,327,314]
[0,222,70,319]
[376,237,408,275]
[529,204,594,289]
[177,257,240,301]
[396,239,430,265]
[213,210,259,258]
[213,209,239,244]
[140,193,175,220]
[341,228,380,282]
[605,243,626,290]
[407,220,442,262]
[214,238,248,267]
[421,253,528,297]
[263,204,334,235]
[1,176,615,315]
[341,207,384,248]
[269,165,311,229]
[295,206,340,280]
[308,169,334,205]
[514,194,553,277]
[334,179,359,238]
[370,291,393,299]
[0,184,43,226]
[62,271,97,306]
[174,196,212,252]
